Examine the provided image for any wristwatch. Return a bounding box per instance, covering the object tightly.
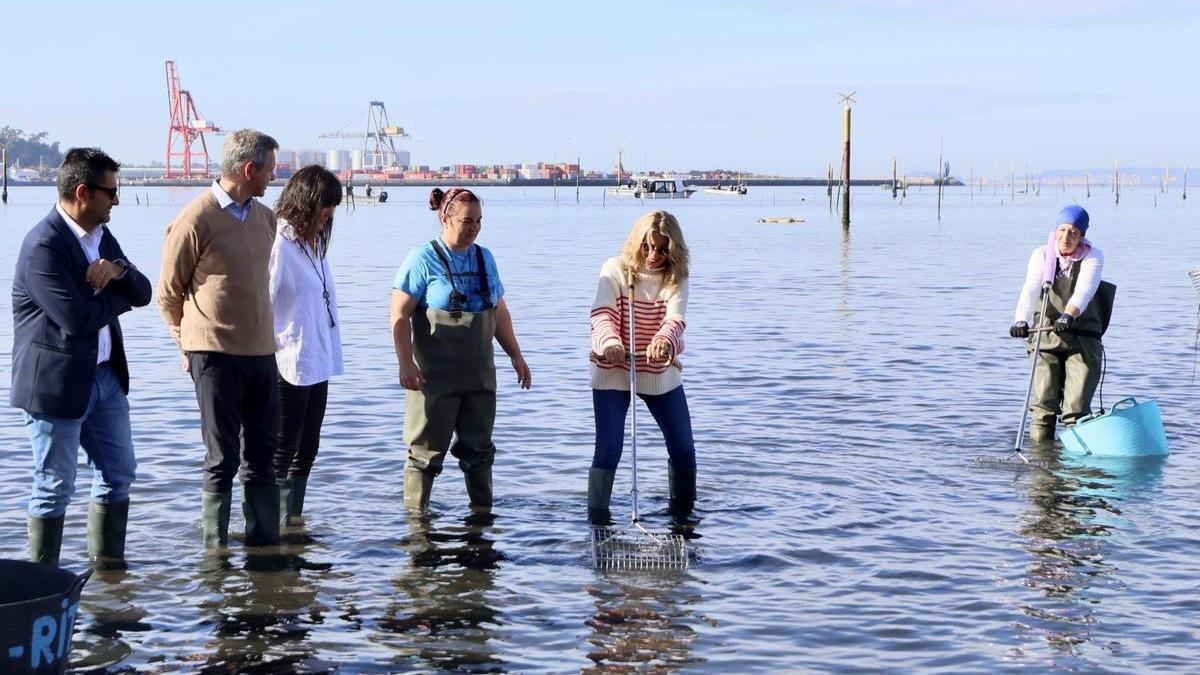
[112,258,132,278]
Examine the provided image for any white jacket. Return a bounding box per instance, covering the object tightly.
[269,219,344,386]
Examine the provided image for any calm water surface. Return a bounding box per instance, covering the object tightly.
[0,184,1196,673]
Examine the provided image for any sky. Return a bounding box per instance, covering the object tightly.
[2,0,1198,176]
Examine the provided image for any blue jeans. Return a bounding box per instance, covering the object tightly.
[24,366,137,518]
[592,386,696,472]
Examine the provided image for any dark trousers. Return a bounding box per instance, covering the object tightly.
[189,352,280,493]
[591,385,696,472]
[275,378,329,477]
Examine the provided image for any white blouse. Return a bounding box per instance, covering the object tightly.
[269,218,344,386]
[1013,244,1104,322]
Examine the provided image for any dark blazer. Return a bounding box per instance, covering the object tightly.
[10,207,152,418]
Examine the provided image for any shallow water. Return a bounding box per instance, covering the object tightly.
[0,184,1196,672]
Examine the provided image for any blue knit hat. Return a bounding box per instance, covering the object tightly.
[1057,205,1089,233]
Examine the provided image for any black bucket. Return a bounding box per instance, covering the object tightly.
[0,560,91,674]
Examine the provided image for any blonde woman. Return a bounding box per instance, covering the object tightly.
[588,210,695,526]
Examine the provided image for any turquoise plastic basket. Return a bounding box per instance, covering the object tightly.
[1060,397,1169,457]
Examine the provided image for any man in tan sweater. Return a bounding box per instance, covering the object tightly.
[157,129,281,549]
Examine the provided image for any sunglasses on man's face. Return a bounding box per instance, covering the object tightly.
[88,183,119,200]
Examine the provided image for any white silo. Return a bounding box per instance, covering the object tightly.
[327,150,342,171]
[351,150,364,171]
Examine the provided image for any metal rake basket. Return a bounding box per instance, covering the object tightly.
[591,520,688,571]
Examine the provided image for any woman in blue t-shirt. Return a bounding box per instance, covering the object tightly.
[390,187,532,513]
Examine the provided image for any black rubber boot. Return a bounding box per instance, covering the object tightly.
[290,472,309,523]
[28,515,65,566]
[243,483,281,546]
[587,468,615,526]
[88,499,130,567]
[201,490,232,549]
[464,466,493,513]
[667,464,697,524]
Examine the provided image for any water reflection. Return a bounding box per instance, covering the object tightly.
[196,548,330,672]
[1016,443,1166,658]
[583,574,704,671]
[378,512,506,672]
[71,568,151,670]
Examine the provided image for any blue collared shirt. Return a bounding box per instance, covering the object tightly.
[210,180,253,221]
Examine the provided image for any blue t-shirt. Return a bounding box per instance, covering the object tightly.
[393,241,505,312]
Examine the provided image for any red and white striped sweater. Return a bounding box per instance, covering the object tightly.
[590,256,687,395]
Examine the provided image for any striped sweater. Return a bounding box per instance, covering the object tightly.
[590,256,688,395]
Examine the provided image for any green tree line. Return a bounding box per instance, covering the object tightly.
[1,126,64,170]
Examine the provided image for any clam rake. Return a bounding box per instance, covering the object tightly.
[590,283,689,571]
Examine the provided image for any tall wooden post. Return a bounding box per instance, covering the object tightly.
[1184,166,1188,200]
[1,147,7,204]
[1085,170,1090,199]
[841,104,851,228]
[891,157,897,200]
[576,156,580,203]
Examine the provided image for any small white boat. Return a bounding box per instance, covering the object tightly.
[704,183,748,196]
[608,176,696,199]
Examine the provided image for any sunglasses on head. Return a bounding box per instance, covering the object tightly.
[88,183,119,199]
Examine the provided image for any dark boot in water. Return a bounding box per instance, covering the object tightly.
[290,472,309,523]
[587,468,615,526]
[667,464,698,525]
[243,483,281,546]
[88,499,130,569]
[202,490,232,550]
[28,515,65,566]
[464,466,493,514]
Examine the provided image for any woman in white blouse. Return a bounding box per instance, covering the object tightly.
[270,166,345,528]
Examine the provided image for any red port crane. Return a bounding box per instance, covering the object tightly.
[165,60,221,179]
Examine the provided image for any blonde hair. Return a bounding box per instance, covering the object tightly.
[618,210,689,290]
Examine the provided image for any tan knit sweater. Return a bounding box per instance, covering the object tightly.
[157,191,277,355]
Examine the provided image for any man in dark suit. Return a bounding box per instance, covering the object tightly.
[11,148,152,566]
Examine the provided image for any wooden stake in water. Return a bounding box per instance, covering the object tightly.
[1115,160,1120,206]
[839,92,855,229]
[1086,169,1091,199]
[827,163,833,214]
[1184,166,1189,200]
[576,156,580,203]
[892,157,897,200]
[936,136,944,222]
[1,146,7,205]
[1010,163,1015,202]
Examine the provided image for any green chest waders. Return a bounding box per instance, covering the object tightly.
[1029,261,1110,435]
[403,240,499,511]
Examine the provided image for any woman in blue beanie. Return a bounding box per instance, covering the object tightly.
[1008,205,1109,440]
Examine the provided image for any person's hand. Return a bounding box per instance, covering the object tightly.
[647,337,672,362]
[181,353,191,373]
[399,361,426,390]
[602,344,627,364]
[86,259,123,290]
[511,354,532,390]
[1008,321,1030,339]
[1052,314,1075,335]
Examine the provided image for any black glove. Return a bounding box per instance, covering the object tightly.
[1009,321,1029,338]
[1052,314,1075,335]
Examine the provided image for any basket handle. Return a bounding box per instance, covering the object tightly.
[1111,397,1138,411]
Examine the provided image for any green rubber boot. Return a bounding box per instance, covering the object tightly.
[667,464,697,524]
[28,515,65,566]
[243,483,281,546]
[88,499,130,566]
[587,468,615,526]
[464,466,493,513]
[201,490,232,549]
[404,463,436,511]
[278,476,294,530]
